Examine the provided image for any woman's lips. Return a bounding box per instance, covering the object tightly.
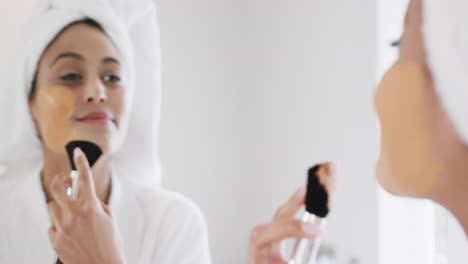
[77,112,113,125]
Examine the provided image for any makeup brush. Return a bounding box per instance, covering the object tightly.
[289,162,336,264]
[56,140,103,264]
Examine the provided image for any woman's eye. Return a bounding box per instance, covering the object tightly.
[60,73,81,82]
[103,74,121,84]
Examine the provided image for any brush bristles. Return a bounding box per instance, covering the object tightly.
[65,141,103,170]
[306,164,329,217]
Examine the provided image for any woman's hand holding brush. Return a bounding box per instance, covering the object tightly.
[248,162,336,264]
[47,147,126,264]
[247,186,322,264]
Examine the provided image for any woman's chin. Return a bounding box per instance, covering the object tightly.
[376,165,434,199]
[70,134,111,154]
[73,125,118,151]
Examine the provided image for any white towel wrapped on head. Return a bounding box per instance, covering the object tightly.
[424,0,468,144]
[0,0,163,189]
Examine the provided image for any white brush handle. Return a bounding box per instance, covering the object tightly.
[289,212,326,264]
[66,170,79,200]
[56,170,79,263]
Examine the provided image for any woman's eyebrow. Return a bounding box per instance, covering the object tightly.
[102,57,120,65]
[50,52,83,67]
[50,53,120,67]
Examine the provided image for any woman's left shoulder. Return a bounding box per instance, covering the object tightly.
[125,180,206,222]
[116,179,211,262]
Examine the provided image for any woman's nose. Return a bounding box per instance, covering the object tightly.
[83,80,107,103]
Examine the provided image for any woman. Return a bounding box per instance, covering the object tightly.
[0,0,210,263]
[247,0,468,262]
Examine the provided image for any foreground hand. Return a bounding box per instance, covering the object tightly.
[248,187,321,264]
[47,148,126,264]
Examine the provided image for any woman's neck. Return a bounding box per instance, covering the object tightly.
[431,147,468,237]
[435,184,468,237]
[40,148,112,205]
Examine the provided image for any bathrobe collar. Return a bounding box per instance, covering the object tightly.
[8,160,145,263]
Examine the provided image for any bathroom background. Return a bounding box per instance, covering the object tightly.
[2,0,467,263]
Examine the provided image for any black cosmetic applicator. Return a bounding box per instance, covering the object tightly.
[65,140,103,171]
[56,140,103,264]
[305,164,330,218]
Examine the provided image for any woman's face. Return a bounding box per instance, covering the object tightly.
[29,23,129,155]
[373,0,463,197]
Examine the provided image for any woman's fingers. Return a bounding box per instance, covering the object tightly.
[274,186,307,220]
[47,201,63,232]
[248,186,324,264]
[73,147,97,201]
[50,172,73,212]
[250,219,320,250]
[252,245,287,264]
[100,199,113,216]
[48,225,59,251]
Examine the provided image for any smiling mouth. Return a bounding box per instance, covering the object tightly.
[75,117,117,126]
[76,112,116,126]
[77,117,112,125]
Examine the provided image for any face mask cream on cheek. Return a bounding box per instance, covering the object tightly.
[374,61,447,198]
[35,85,82,153]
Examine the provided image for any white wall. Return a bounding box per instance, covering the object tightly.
[157,0,378,263]
[0,2,36,63]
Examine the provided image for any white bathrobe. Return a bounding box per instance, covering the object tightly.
[0,160,212,263]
